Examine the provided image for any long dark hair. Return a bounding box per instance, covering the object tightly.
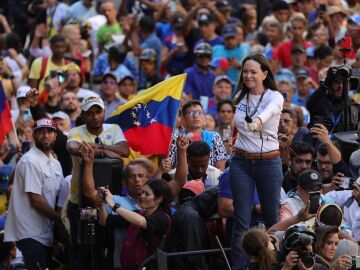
[242,229,277,270]
[147,179,173,213]
[232,54,277,105]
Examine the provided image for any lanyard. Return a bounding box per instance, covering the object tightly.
[245,90,266,123]
[329,111,343,138]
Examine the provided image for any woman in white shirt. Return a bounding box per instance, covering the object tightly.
[230,54,284,270]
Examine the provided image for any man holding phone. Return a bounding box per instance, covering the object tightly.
[279,170,330,227]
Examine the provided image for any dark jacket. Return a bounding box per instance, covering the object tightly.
[306,84,359,133]
[170,186,219,270]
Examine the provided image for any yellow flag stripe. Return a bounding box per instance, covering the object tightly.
[111,74,187,116]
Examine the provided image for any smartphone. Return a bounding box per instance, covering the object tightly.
[312,115,324,127]
[339,177,355,190]
[339,37,352,57]
[22,140,31,154]
[319,4,326,12]
[309,191,321,214]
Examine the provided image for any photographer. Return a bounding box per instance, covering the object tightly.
[306,66,360,133]
[281,224,325,270]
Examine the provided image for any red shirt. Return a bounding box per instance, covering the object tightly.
[277,40,311,68]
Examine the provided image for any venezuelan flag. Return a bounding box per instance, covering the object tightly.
[0,81,12,145]
[105,74,186,155]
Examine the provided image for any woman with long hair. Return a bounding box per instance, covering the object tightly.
[242,229,278,270]
[315,225,352,269]
[230,54,284,269]
[99,179,172,270]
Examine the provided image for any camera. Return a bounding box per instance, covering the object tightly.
[283,232,315,268]
[352,256,360,270]
[335,64,352,80]
[49,70,66,84]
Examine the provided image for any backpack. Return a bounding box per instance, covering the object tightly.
[120,211,171,270]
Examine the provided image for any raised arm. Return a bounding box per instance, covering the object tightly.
[168,134,189,197]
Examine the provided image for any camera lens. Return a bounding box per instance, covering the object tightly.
[299,250,315,268]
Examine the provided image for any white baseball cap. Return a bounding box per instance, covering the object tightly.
[52,111,70,121]
[16,85,31,99]
[81,96,105,112]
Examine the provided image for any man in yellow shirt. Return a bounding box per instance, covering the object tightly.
[28,35,74,91]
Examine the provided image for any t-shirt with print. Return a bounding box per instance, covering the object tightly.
[67,124,126,204]
[29,57,75,92]
[97,23,122,47]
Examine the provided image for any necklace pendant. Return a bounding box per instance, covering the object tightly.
[245,116,252,123]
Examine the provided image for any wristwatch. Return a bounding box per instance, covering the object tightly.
[112,203,121,212]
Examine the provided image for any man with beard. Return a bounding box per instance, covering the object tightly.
[26,89,73,176]
[4,118,62,270]
[66,96,129,269]
[60,91,81,128]
[307,66,360,133]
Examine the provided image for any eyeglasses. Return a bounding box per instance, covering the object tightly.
[184,110,204,117]
[95,137,102,144]
[294,158,312,165]
[316,160,332,166]
[280,118,292,124]
[103,80,117,85]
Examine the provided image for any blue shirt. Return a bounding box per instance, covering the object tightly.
[184,64,216,99]
[92,53,138,80]
[140,33,162,70]
[291,88,315,107]
[156,22,173,42]
[213,43,250,82]
[66,1,97,22]
[195,36,224,48]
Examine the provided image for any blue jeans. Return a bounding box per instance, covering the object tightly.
[229,155,283,270]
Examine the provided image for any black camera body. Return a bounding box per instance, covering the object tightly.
[283,232,315,268]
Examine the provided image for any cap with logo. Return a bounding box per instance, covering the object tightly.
[222,24,237,39]
[81,96,105,112]
[16,86,31,99]
[295,68,310,79]
[140,48,157,62]
[297,170,323,191]
[197,13,215,24]
[33,118,57,131]
[171,14,185,28]
[194,42,212,56]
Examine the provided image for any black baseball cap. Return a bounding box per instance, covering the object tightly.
[297,170,323,191]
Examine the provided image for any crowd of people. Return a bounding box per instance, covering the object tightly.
[1,0,360,269]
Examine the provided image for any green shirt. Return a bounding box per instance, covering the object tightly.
[97,23,122,46]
